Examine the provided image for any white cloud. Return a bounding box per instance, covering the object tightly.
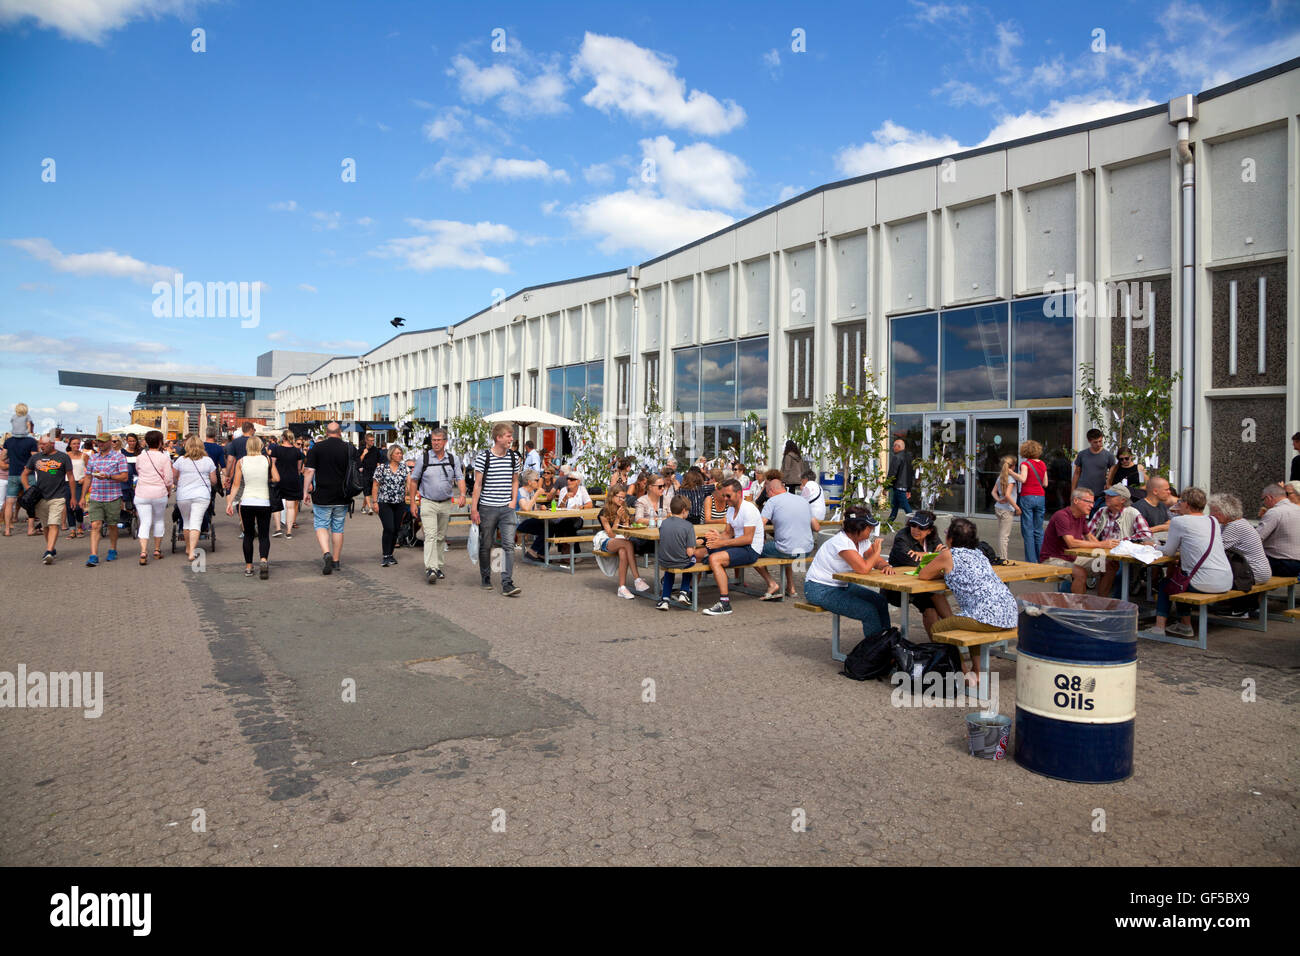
[7,237,174,283]
[447,53,569,116]
[583,162,614,185]
[572,32,745,136]
[0,0,198,44]
[270,200,298,211]
[0,333,226,378]
[835,121,963,176]
[540,200,559,215]
[434,154,569,189]
[298,283,317,293]
[933,78,1000,107]
[994,22,1022,72]
[423,106,468,141]
[835,94,1153,176]
[371,219,516,273]
[566,191,734,256]
[762,48,780,78]
[909,1,972,24]
[265,331,366,352]
[639,135,747,210]
[778,185,804,202]
[312,210,341,230]
[356,216,374,227]
[56,400,79,414]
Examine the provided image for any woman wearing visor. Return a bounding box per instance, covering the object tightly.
[884,510,953,637]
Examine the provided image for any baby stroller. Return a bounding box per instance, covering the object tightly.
[170,495,217,553]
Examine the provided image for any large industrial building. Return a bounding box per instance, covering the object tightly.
[276,59,1300,518]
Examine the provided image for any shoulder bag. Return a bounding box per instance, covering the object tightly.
[1161,517,1215,596]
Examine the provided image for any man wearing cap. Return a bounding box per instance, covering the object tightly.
[82,433,129,566]
[1088,484,1153,596]
[407,427,466,585]
[553,470,593,553]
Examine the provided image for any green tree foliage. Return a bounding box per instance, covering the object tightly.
[1079,351,1181,476]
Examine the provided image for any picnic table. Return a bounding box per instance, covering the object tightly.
[617,523,727,597]
[832,561,1072,644]
[1065,545,1174,603]
[517,507,601,569]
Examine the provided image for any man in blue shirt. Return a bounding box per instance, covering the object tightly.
[3,431,39,536]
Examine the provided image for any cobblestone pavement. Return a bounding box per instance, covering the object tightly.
[1,510,1296,866]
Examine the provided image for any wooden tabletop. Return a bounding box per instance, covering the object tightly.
[619,522,726,541]
[516,507,602,519]
[1065,547,1175,565]
[833,560,1073,593]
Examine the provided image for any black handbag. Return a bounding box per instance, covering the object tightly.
[344,451,366,499]
[18,483,41,517]
[842,627,904,681]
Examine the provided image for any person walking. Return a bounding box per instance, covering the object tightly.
[64,436,88,537]
[226,435,277,578]
[81,432,128,566]
[373,444,410,567]
[885,438,915,521]
[132,430,174,565]
[3,427,38,536]
[173,435,219,562]
[358,433,381,516]
[269,430,304,539]
[408,427,466,584]
[470,422,522,596]
[1072,428,1116,518]
[780,440,805,493]
[21,434,74,564]
[303,421,355,575]
[991,455,1020,560]
[1015,439,1049,563]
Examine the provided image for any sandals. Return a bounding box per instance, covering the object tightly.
[153,549,164,560]
[139,554,148,565]
[759,588,784,601]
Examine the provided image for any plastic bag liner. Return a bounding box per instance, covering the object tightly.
[1017,592,1138,663]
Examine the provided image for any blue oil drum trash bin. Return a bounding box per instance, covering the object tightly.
[1014,592,1138,783]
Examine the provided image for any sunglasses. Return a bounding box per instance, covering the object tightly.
[1119,457,1132,462]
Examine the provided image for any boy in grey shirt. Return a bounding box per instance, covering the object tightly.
[657,495,699,610]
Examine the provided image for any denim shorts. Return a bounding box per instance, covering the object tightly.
[313,503,348,533]
[711,545,758,567]
[5,475,21,498]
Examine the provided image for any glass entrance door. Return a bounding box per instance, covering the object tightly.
[923,415,969,514]
[922,413,1025,515]
[972,414,1026,515]
[700,422,742,463]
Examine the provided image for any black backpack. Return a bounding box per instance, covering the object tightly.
[891,640,963,680]
[978,540,1010,566]
[473,447,520,498]
[417,449,456,485]
[842,626,904,681]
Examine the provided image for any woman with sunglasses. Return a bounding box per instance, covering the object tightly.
[634,474,672,524]
[803,507,895,641]
[1105,446,1145,492]
[884,510,953,636]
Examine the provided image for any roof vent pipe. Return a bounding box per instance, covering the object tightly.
[1169,94,1198,489]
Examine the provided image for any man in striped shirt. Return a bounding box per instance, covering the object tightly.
[1209,492,1272,617]
[470,422,522,596]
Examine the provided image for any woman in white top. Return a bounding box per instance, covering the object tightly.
[802,508,895,643]
[991,455,1020,560]
[65,436,88,537]
[226,435,280,578]
[798,468,827,521]
[1153,486,1232,638]
[173,435,218,561]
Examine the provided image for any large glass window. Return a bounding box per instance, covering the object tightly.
[1012,293,1074,407]
[673,349,699,416]
[585,361,604,413]
[737,337,768,413]
[890,313,938,411]
[699,342,736,417]
[372,395,390,420]
[548,368,564,415]
[564,364,585,418]
[1029,408,1075,515]
[941,303,1008,409]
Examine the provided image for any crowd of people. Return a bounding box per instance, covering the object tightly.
[6,399,1299,651]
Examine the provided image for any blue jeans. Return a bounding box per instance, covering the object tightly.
[661,570,692,600]
[1019,494,1045,563]
[477,503,516,587]
[803,580,891,642]
[888,488,913,520]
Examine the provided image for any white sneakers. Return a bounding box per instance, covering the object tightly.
[617,585,635,599]
[633,577,650,591]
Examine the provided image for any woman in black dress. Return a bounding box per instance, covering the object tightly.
[269,430,304,538]
[1105,446,1145,493]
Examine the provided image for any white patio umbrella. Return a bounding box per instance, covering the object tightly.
[482,404,576,429]
[110,423,152,436]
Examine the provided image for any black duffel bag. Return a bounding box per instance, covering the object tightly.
[842,626,904,681]
[891,639,963,680]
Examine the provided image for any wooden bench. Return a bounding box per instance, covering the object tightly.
[544,534,597,573]
[1162,575,1297,648]
[794,601,844,662]
[668,556,801,611]
[1284,608,1300,621]
[931,627,1017,698]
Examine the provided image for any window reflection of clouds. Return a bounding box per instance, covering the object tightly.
[1013,296,1073,402]
[891,314,938,407]
[942,304,1008,406]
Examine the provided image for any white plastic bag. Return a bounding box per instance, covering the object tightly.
[467,523,480,563]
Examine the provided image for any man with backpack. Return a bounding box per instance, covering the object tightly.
[303,421,357,575]
[407,427,466,585]
[470,422,522,596]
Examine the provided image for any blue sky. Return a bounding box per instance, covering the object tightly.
[2,0,1297,432]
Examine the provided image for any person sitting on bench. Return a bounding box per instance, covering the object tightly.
[919,517,1018,685]
[801,507,895,639]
